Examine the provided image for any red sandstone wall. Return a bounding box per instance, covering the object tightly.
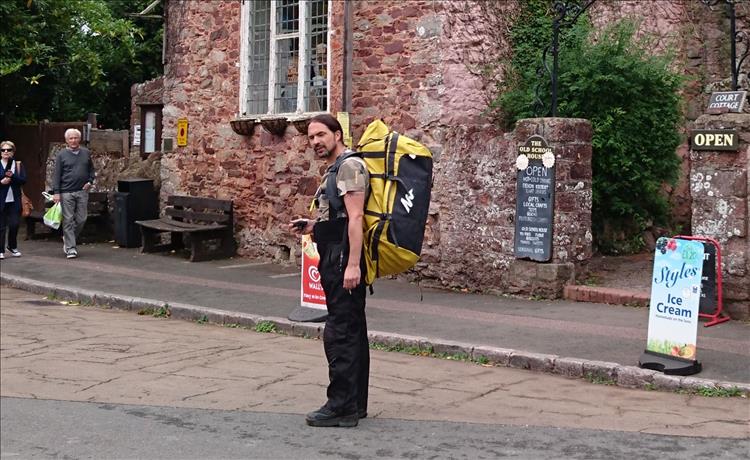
[158,0,749,294]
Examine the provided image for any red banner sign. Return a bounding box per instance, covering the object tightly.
[301,235,326,309]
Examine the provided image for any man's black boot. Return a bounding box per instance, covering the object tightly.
[305,406,358,427]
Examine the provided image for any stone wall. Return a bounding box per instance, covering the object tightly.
[690,113,749,320]
[155,0,749,296]
[506,118,593,298]
[46,131,160,197]
[348,1,511,290]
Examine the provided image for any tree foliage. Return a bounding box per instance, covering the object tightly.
[494,3,684,254]
[0,0,162,129]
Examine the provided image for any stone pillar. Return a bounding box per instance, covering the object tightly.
[507,118,593,297]
[690,113,750,320]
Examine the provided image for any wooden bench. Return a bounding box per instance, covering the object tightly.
[25,191,111,241]
[135,195,235,262]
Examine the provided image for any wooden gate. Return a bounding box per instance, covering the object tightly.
[4,121,85,210]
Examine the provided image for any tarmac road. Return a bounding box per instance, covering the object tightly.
[2,286,748,459]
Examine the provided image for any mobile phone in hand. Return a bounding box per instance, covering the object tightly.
[293,219,308,230]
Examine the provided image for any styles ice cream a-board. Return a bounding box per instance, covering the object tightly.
[640,237,704,375]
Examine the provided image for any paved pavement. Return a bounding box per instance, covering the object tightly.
[0,238,748,394]
[3,286,749,445]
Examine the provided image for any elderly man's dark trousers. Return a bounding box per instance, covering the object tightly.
[317,240,369,416]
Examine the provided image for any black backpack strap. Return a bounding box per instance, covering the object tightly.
[368,132,402,277]
[325,151,361,218]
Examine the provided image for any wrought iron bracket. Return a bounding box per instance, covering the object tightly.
[700,0,749,90]
[534,0,596,117]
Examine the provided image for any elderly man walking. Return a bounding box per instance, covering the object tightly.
[53,128,95,259]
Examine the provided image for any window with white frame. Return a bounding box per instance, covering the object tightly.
[240,0,330,117]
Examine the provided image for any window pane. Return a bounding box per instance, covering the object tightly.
[274,37,299,113]
[277,0,299,34]
[304,0,328,112]
[144,111,156,153]
[247,0,271,114]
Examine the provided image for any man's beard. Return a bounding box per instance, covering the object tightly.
[315,147,333,159]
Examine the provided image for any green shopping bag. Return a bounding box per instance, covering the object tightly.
[43,202,62,230]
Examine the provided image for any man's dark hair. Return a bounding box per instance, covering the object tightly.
[309,114,344,141]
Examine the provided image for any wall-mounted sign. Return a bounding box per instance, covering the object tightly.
[514,135,555,262]
[707,91,746,112]
[133,124,141,146]
[176,118,189,147]
[336,112,352,148]
[690,129,738,151]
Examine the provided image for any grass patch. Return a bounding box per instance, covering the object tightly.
[369,343,494,366]
[196,314,208,324]
[680,387,746,398]
[584,372,616,386]
[369,342,432,356]
[473,355,490,365]
[137,305,170,318]
[254,321,277,333]
[583,276,599,286]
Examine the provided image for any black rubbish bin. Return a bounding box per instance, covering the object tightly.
[114,178,158,247]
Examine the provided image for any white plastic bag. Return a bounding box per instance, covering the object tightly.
[43,202,62,230]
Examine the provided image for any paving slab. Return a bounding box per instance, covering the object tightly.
[2,286,748,439]
[1,239,748,390]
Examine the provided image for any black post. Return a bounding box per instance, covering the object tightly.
[534,0,596,118]
[701,0,749,90]
[551,21,560,116]
[729,2,738,90]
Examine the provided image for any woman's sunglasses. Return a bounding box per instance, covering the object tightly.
[0,148,13,152]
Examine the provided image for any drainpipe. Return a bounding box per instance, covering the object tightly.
[343,0,353,113]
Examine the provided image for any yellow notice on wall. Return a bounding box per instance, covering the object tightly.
[336,112,352,148]
[177,118,188,147]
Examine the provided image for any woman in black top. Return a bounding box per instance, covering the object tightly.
[0,140,27,260]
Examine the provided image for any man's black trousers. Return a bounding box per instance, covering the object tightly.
[317,239,369,416]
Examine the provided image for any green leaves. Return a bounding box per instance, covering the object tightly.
[1,0,162,128]
[497,10,683,254]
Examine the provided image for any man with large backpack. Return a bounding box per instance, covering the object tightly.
[289,114,369,428]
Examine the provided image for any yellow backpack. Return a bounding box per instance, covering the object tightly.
[323,120,433,285]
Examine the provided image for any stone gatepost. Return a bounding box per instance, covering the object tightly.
[690,113,750,320]
[506,118,593,298]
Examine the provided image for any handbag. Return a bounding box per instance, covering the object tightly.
[21,191,33,217]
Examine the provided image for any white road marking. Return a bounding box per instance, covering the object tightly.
[217,262,272,269]
[269,273,300,279]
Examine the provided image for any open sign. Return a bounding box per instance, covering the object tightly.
[690,130,738,151]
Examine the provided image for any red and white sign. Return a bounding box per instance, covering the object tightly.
[301,235,327,309]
